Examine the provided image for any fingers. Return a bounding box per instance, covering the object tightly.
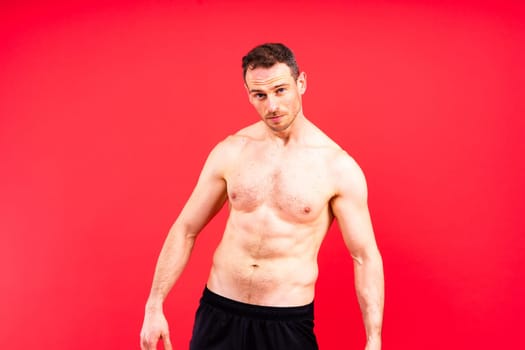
[162,333,173,350]
[140,332,171,350]
[140,333,159,350]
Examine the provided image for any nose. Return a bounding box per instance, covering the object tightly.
[266,95,278,113]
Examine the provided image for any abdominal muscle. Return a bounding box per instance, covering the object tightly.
[206,206,330,307]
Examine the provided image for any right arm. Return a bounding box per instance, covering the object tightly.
[140,140,231,350]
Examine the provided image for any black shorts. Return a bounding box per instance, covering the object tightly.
[189,286,319,350]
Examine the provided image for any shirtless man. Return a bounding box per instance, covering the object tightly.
[140,43,384,350]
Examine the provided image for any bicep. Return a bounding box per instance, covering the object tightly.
[332,195,376,261]
[331,157,378,260]
[174,143,229,236]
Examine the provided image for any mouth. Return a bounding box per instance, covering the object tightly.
[267,115,283,122]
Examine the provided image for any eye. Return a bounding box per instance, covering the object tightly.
[276,87,286,94]
[254,93,266,100]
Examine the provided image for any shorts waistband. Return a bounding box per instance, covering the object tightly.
[200,286,314,321]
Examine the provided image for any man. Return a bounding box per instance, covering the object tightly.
[140,43,384,350]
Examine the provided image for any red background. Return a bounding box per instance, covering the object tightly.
[1,0,524,349]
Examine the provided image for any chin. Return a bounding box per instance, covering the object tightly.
[270,124,292,133]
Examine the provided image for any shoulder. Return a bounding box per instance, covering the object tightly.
[330,149,368,201]
[301,122,365,188]
[304,119,346,155]
[302,123,368,200]
[233,121,267,140]
[306,121,366,189]
[211,122,261,151]
[213,121,267,156]
[204,123,261,169]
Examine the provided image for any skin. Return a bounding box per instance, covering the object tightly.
[140,63,384,350]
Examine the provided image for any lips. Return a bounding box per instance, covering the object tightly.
[267,115,283,122]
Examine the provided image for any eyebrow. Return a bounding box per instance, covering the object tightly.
[249,83,289,94]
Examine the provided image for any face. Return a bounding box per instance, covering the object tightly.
[244,63,306,133]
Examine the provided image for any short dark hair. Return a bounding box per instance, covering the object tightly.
[242,43,300,81]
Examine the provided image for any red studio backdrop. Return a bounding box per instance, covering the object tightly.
[1,0,524,349]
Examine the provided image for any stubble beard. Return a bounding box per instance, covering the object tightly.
[266,111,298,133]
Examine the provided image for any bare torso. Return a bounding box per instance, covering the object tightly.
[207,120,343,306]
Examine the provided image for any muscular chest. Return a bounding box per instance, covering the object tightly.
[226,148,333,220]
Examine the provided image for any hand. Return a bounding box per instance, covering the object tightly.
[140,308,173,350]
[365,336,381,350]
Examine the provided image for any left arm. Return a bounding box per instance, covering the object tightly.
[330,153,384,350]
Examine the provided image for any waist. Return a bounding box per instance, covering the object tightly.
[200,286,315,321]
[207,258,318,306]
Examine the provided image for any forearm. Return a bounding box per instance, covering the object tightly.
[146,223,197,310]
[354,250,384,344]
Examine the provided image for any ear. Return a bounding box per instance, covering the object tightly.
[297,72,307,95]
